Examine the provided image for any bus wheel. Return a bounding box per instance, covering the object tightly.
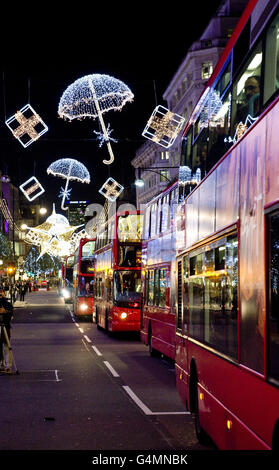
[148,326,158,357]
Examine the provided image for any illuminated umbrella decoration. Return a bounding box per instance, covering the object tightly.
[47,158,90,211]
[58,74,134,165]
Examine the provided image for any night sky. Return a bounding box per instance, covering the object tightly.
[0,2,223,213]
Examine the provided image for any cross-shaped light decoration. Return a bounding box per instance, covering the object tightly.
[19,176,45,201]
[99,177,124,202]
[5,104,48,148]
[142,105,185,148]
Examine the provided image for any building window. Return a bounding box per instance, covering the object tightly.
[201,39,212,49]
[201,61,213,80]
[160,151,169,160]
[160,170,170,183]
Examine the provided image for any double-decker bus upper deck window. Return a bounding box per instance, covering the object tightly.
[207,91,232,170]
[180,127,192,167]
[232,42,262,131]
[80,240,95,274]
[268,211,279,381]
[264,12,279,104]
[161,194,170,232]
[192,127,208,180]
[232,18,251,74]
[118,214,143,243]
[220,60,231,96]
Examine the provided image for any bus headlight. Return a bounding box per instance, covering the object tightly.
[62,289,70,299]
[120,312,127,320]
[80,303,88,311]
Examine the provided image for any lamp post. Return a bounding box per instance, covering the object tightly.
[134,166,176,187]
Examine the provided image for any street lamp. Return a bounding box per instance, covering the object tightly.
[134,167,173,187]
[39,207,47,215]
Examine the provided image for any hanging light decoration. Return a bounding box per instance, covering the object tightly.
[5,104,48,148]
[58,74,134,165]
[47,158,90,210]
[24,204,83,260]
[19,176,45,202]
[142,105,185,148]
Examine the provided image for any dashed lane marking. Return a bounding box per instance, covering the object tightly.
[92,345,102,356]
[103,361,120,377]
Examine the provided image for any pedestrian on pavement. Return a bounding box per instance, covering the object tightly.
[0,289,14,373]
[19,283,26,301]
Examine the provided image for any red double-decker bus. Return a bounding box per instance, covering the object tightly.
[72,237,96,318]
[141,182,179,359]
[174,0,279,450]
[61,254,74,303]
[93,210,143,332]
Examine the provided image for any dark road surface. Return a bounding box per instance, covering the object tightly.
[0,288,217,466]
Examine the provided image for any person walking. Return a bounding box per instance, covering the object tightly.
[19,283,26,301]
[0,289,14,373]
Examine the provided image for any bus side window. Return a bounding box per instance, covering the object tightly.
[232,43,263,130]
[264,12,279,104]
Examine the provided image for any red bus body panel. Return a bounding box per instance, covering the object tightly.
[175,92,279,449]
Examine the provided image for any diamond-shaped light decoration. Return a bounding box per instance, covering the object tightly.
[142,105,185,148]
[5,104,48,148]
[19,176,45,201]
[99,177,124,202]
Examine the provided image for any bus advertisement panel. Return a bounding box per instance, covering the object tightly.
[94,210,143,333]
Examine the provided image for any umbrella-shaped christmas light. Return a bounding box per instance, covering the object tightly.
[58,74,134,165]
[47,158,90,210]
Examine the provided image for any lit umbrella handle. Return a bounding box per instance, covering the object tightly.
[61,178,70,210]
[89,80,115,165]
[61,160,73,210]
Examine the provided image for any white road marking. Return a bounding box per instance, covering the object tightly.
[75,314,189,416]
[122,385,189,416]
[55,370,61,382]
[92,345,102,356]
[103,361,120,377]
[122,386,153,415]
[84,335,92,343]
